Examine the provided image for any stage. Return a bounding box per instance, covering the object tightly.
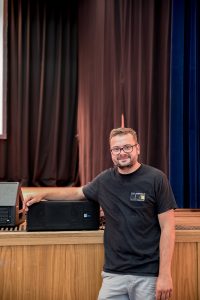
[0,188,199,300]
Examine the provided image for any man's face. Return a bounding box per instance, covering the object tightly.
[110,133,140,170]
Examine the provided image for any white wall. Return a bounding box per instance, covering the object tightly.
[0,0,6,138]
[0,0,3,136]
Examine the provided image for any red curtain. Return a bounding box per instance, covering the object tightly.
[78,0,171,184]
[0,0,78,186]
[0,0,171,187]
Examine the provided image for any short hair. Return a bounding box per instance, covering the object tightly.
[109,127,138,143]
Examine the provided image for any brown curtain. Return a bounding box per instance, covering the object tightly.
[78,0,171,184]
[0,0,78,186]
[0,0,171,187]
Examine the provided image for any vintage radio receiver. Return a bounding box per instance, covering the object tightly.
[0,182,25,227]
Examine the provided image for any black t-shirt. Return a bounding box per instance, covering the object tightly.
[82,164,177,276]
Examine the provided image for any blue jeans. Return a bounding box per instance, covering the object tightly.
[98,271,157,300]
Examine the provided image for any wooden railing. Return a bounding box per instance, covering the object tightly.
[0,209,199,300]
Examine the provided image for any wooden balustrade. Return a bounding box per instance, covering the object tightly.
[0,201,200,300]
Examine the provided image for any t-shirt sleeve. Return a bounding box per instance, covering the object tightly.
[155,172,178,214]
[82,176,100,202]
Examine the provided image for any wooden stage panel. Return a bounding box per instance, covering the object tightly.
[1,192,200,300]
[0,243,104,300]
[198,243,200,300]
[0,230,200,300]
[171,242,198,300]
[175,209,200,228]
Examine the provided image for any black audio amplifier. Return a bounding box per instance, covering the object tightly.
[26,199,100,231]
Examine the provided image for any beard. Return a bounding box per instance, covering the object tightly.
[114,153,134,169]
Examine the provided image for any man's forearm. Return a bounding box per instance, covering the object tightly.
[159,224,175,276]
[156,210,175,299]
[23,187,85,211]
[42,187,85,201]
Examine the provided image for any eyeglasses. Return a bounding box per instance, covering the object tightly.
[110,144,138,155]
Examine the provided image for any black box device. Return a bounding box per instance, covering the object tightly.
[0,182,25,227]
[26,200,100,231]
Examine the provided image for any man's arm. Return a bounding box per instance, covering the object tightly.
[23,187,85,211]
[156,209,175,300]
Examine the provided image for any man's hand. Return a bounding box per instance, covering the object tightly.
[23,193,46,211]
[23,187,85,211]
[156,274,173,300]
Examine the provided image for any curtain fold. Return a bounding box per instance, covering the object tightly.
[0,0,79,186]
[170,0,200,207]
[78,0,171,184]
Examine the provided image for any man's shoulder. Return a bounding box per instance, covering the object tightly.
[82,168,114,192]
[94,167,115,181]
[141,164,166,178]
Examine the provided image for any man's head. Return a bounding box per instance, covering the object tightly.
[109,127,138,143]
[109,127,140,172]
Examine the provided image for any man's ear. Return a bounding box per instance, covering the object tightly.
[137,144,140,155]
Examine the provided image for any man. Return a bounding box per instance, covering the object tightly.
[24,127,177,300]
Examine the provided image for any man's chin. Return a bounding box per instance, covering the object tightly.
[117,162,133,169]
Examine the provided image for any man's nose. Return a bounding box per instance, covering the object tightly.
[119,148,127,154]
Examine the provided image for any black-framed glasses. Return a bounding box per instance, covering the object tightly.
[110,144,138,155]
